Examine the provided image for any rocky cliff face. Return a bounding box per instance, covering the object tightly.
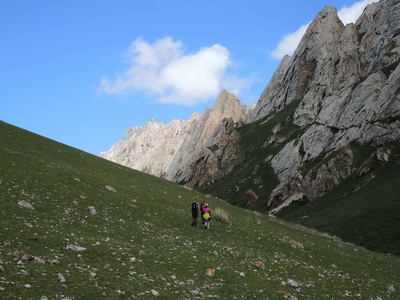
[100,90,250,187]
[102,0,400,212]
[258,0,400,209]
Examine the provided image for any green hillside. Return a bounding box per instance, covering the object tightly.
[276,141,400,256]
[1,121,399,299]
[200,100,400,256]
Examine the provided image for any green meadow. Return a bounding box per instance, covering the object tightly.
[1,121,399,299]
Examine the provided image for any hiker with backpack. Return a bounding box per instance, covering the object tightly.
[202,203,212,230]
[200,200,207,224]
[190,198,199,226]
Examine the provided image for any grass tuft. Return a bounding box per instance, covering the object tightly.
[212,207,230,224]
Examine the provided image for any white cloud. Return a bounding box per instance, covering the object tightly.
[337,0,376,25]
[270,0,376,60]
[270,23,310,60]
[100,37,246,106]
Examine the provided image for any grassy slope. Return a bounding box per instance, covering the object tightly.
[276,141,400,256]
[201,98,400,256]
[1,121,399,299]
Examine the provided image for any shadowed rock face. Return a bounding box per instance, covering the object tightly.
[102,0,400,209]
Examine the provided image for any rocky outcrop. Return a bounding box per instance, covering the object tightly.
[100,90,250,187]
[249,0,400,208]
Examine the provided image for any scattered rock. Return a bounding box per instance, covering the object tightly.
[105,185,116,192]
[22,254,45,264]
[150,289,159,296]
[190,290,200,296]
[278,290,298,300]
[65,244,87,252]
[18,200,34,210]
[17,270,29,276]
[206,268,215,277]
[388,284,396,294]
[282,236,304,249]
[287,279,300,288]
[24,284,31,288]
[87,206,97,215]
[253,261,265,269]
[244,189,258,208]
[57,273,66,283]
[0,266,4,272]
[48,259,59,265]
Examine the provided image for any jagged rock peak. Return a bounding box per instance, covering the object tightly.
[100,89,249,186]
[248,5,348,123]
[213,89,243,116]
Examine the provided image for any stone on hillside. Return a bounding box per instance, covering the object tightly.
[388,284,396,294]
[150,289,159,296]
[87,206,97,215]
[57,273,66,283]
[287,279,300,288]
[244,189,258,208]
[105,185,116,192]
[0,266,4,272]
[282,236,305,249]
[18,200,34,210]
[253,261,265,269]
[190,290,200,296]
[206,268,215,277]
[65,244,87,252]
[22,254,45,264]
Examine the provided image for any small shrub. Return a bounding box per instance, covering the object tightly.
[213,207,230,224]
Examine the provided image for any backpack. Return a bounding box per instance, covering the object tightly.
[191,202,198,211]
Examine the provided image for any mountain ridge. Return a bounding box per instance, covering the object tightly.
[101,0,400,253]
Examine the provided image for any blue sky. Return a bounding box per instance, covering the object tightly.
[1,0,376,155]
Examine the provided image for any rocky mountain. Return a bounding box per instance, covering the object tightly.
[101,90,252,187]
[102,0,400,214]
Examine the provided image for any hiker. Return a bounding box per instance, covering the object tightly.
[200,200,207,224]
[203,203,212,230]
[190,198,199,226]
